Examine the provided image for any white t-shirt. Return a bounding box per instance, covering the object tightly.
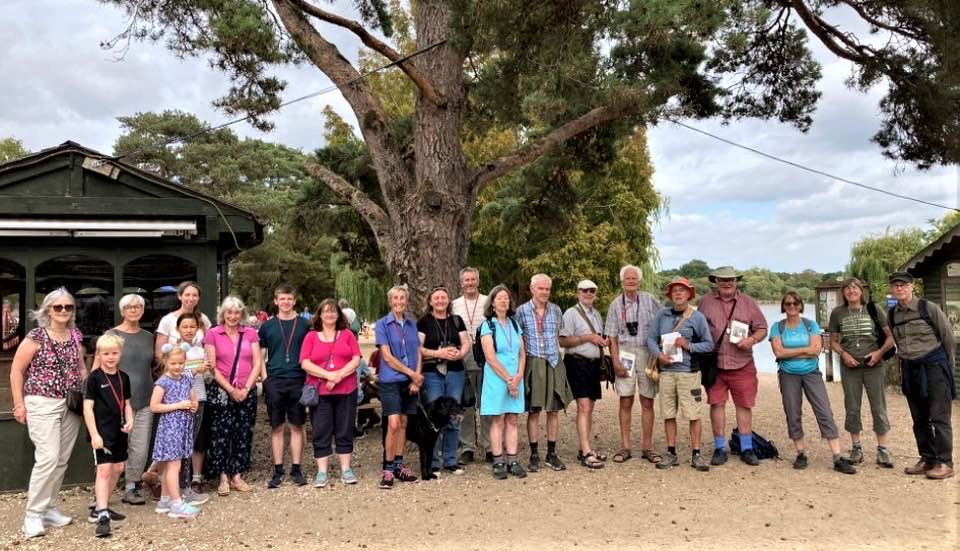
[157,311,212,342]
[451,294,489,337]
[342,307,358,325]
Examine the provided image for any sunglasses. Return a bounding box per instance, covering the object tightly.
[579,288,597,294]
[51,304,75,313]
[783,301,800,307]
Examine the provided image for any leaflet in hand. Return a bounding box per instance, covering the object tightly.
[619,350,636,376]
[661,332,683,363]
[729,320,749,344]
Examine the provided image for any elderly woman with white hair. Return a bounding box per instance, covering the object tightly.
[100,294,156,506]
[202,295,262,496]
[10,287,87,538]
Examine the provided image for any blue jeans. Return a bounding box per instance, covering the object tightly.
[422,370,465,469]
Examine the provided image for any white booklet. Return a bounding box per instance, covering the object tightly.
[620,350,636,376]
[729,320,749,343]
[661,332,683,363]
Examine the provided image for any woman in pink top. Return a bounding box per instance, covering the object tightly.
[301,299,361,487]
[202,296,261,497]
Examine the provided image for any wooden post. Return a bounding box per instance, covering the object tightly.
[822,332,834,382]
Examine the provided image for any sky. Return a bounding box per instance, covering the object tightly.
[3,1,956,274]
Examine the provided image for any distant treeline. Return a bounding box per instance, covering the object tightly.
[658,259,841,304]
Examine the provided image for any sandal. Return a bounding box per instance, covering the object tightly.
[578,449,609,463]
[641,449,662,464]
[612,449,632,463]
[580,452,605,469]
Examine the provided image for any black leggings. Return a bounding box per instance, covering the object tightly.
[312,392,358,457]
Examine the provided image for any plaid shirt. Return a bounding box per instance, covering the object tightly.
[515,300,563,367]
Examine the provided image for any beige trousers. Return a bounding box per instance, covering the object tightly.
[24,395,81,517]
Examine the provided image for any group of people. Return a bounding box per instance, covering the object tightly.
[7,264,955,539]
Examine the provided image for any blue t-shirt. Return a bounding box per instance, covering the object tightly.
[374,314,420,383]
[258,316,310,380]
[769,318,821,375]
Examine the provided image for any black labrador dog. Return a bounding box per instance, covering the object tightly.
[381,395,464,480]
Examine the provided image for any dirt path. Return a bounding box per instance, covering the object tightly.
[1,373,957,550]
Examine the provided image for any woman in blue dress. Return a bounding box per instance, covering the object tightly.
[479,285,526,480]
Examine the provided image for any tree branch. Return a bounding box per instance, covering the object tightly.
[838,1,924,41]
[304,161,390,239]
[290,0,443,105]
[782,0,874,64]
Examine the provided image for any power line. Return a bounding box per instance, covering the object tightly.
[668,119,959,213]
[109,39,448,162]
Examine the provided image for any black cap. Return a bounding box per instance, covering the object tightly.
[888,272,914,284]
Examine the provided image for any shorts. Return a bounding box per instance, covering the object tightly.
[379,380,417,417]
[95,434,128,464]
[659,371,706,420]
[563,354,602,401]
[264,377,307,428]
[614,347,657,399]
[707,361,758,408]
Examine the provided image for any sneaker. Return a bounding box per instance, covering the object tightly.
[155,498,172,514]
[22,515,45,538]
[691,453,710,472]
[291,470,308,487]
[183,488,210,506]
[95,516,111,538]
[740,449,760,466]
[42,507,73,527]
[544,453,567,471]
[711,447,729,466]
[656,451,678,470]
[87,508,126,523]
[508,460,527,478]
[793,453,808,470]
[492,462,508,480]
[167,501,201,519]
[122,485,146,506]
[876,447,894,469]
[527,453,541,473]
[834,457,857,475]
[393,463,418,482]
[267,470,284,489]
[847,446,864,464]
[314,472,329,488]
[460,450,475,464]
[379,470,395,489]
[341,469,359,485]
[443,465,466,475]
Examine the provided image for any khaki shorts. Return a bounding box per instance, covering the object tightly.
[614,347,657,399]
[659,371,706,420]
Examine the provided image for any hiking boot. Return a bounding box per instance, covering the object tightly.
[846,446,864,464]
[508,461,527,478]
[528,453,541,472]
[691,453,710,472]
[121,484,146,505]
[544,453,566,471]
[876,447,894,469]
[94,516,111,538]
[393,463,418,482]
[290,469,308,487]
[925,464,954,480]
[87,508,126,523]
[740,449,760,466]
[904,460,934,475]
[460,450,475,464]
[378,470,394,489]
[834,457,857,475]
[793,453,808,470]
[710,448,729,466]
[492,462,508,480]
[656,451,678,470]
[267,470,284,489]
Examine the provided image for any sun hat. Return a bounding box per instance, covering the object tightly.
[577,279,598,291]
[664,277,696,299]
[708,266,743,283]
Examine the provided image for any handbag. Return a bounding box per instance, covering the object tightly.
[65,389,84,416]
[573,305,616,386]
[210,330,244,406]
[646,307,694,383]
[460,373,477,408]
[692,299,737,388]
[299,382,319,407]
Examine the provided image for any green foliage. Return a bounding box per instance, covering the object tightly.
[0,137,29,164]
[848,227,928,303]
[333,257,389,324]
[661,260,840,303]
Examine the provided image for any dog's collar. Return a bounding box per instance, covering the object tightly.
[416,394,441,434]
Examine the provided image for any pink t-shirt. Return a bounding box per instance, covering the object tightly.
[203,326,259,386]
[300,330,360,395]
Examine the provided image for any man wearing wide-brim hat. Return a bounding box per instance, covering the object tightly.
[887,271,955,480]
[697,266,768,467]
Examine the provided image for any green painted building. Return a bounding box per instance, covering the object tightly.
[0,141,263,490]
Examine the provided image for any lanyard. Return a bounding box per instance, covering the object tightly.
[320,330,340,369]
[531,305,547,353]
[103,371,125,421]
[277,317,299,364]
[620,293,640,324]
[434,316,450,345]
[464,297,481,330]
[390,320,408,361]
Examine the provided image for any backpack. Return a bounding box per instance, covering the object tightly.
[888,298,940,345]
[775,317,815,337]
[473,317,520,366]
[350,316,362,336]
[729,427,780,460]
[865,302,895,361]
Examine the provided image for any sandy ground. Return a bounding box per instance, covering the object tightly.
[0,360,957,550]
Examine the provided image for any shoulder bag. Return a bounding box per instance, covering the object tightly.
[209,329,244,406]
[691,299,737,388]
[574,305,615,386]
[645,307,694,383]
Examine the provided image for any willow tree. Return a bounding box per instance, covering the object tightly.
[99,0,956,306]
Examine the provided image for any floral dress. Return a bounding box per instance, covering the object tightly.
[151,374,194,461]
[23,327,83,398]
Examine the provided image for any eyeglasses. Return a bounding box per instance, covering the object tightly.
[123,305,144,311]
[579,288,597,294]
[51,304,75,313]
[783,301,800,307]
[890,282,911,289]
